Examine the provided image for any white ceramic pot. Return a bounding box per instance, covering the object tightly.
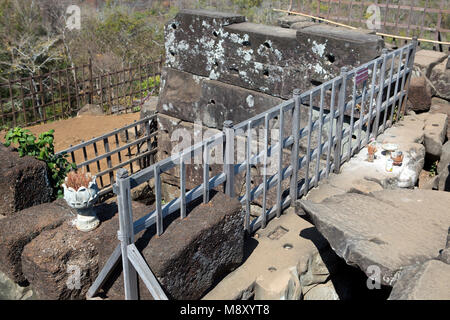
[63,175,100,232]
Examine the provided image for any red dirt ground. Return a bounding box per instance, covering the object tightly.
[0,113,143,188]
[0,113,141,153]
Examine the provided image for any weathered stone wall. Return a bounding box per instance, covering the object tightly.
[162,9,383,103]
[156,9,384,198]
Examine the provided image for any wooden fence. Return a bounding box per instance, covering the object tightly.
[56,115,158,197]
[0,60,162,129]
[87,40,417,300]
[292,0,449,51]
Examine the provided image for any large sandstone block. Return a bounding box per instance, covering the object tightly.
[296,24,384,78]
[299,190,450,287]
[0,145,53,216]
[157,67,284,128]
[430,97,450,139]
[139,191,244,300]
[430,59,450,100]
[20,200,151,300]
[0,199,74,283]
[164,9,383,100]
[423,113,448,158]
[165,9,245,77]
[413,49,448,78]
[388,260,450,300]
[407,76,432,112]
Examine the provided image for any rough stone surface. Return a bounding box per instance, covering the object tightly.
[296,24,384,75]
[388,260,450,300]
[20,200,151,300]
[277,15,311,28]
[303,280,339,300]
[253,267,302,300]
[290,21,318,30]
[438,141,450,191]
[430,97,450,139]
[407,76,432,112]
[413,49,448,78]
[423,113,448,158]
[438,228,450,264]
[203,210,330,300]
[0,199,74,283]
[429,59,450,101]
[304,182,347,204]
[0,145,53,216]
[123,191,244,300]
[164,9,383,100]
[157,67,284,128]
[299,250,340,288]
[418,169,439,190]
[77,104,105,116]
[0,270,37,300]
[299,189,450,286]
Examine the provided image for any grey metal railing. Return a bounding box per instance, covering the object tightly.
[87,39,417,300]
[57,115,158,196]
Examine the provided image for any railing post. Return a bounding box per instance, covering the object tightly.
[334,67,349,174]
[373,48,388,138]
[116,168,138,300]
[290,89,301,203]
[223,120,235,198]
[89,58,94,105]
[401,37,418,118]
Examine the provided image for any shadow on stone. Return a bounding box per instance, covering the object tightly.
[300,227,392,300]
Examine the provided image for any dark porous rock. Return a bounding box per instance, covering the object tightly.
[408,76,432,112]
[141,191,244,300]
[20,200,151,300]
[0,144,53,216]
[0,199,74,283]
[77,104,105,116]
[388,260,450,300]
[101,192,244,300]
[298,189,450,287]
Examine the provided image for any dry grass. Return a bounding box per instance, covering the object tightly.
[65,170,94,190]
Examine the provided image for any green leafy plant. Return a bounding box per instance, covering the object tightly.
[429,160,438,177]
[141,75,161,97]
[3,127,76,199]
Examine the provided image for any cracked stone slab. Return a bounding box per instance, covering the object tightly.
[423,113,448,157]
[298,190,450,286]
[388,260,450,300]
